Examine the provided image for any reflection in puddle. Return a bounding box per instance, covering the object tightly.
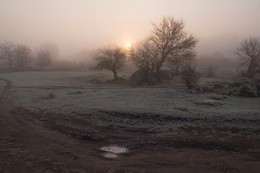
[102,152,118,159]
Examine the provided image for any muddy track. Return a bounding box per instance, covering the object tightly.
[23,108,260,152]
[1,78,260,173]
[0,79,111,172]
[0,78,12,102]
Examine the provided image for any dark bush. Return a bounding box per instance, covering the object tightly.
[130,68,159,85]
[181,64,201,89]
[223,77,258,97]
[156,69,173,80]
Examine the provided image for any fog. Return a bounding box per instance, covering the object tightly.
[1,0,260,58]
[1,1,260,171]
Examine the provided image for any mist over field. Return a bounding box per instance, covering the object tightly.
[0,1,260,173]
[1,0,260,58]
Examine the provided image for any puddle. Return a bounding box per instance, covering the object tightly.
[99,145,128,159]
[100,145,128,154]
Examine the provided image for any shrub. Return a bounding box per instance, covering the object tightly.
[130,68,159,85]
[223,77,258,97]
[181,64,201,89]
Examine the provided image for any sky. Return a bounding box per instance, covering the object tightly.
[0,0,260,58]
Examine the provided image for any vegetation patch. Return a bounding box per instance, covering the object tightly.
[194,99,223,106]
[223,77,258,97]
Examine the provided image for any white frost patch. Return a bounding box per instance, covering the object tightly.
[100,145,128,154]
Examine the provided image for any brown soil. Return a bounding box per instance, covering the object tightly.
[0,78,260,173]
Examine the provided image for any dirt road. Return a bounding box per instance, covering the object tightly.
[0,78,260,173]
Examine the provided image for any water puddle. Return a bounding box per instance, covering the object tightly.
[99,145,128,159]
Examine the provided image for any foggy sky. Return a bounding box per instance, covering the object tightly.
[1,0,260,58]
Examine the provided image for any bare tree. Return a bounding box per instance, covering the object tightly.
[36,49,52,70]
[0,41,15,70]
[235,37,260,78]
[14,44,32,69]
[130,16,197,78]
[35,44,56,70]
[95,47,127,80]
[40,43,59,59]
[130,39,159,74]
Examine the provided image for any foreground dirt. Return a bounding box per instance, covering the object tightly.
[0,78,260,173]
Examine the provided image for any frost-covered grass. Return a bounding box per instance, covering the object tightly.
[0,80,5,93]
[0,71,115,87]
[1,71,260,137]
[0,71,258,117]
[14,86,260,118]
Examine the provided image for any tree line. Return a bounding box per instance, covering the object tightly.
[1,16,259,87]
[0,42,57,71]
[94,17,260,87]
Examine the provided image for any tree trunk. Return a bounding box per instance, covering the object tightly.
[8,61,12,70]
[8,57,13,71]
[247,61,256,78]
[155,54,168,76]
[113,71,118,80]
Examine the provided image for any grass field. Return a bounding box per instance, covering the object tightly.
[1,71,260,137]
[0,80,4,92]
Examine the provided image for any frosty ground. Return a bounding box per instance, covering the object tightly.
[0,71,260,173]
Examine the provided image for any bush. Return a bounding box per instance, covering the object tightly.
[181,64,201,89]
[130,68,159,85]
[130,68,150,85]
[156,69,173,80]
[256,79,260,96]
[193,85,214,93]
[234,70,255,80]
[223,77,258,97]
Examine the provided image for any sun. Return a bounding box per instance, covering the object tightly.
[124,40,132,50]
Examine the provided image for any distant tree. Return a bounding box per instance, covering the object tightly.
[0,41,15,70]
[167,53,194,75]
[35,44,56,70]
[235,37,260,78]
[204,65,217,78]
[36,49,52,70]
[14,44,32,69]
[40,43,59,59]
[95,47,127,80]
[130,16,197,78]
[181,63,201,89]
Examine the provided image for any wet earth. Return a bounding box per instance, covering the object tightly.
[1,78,260,173]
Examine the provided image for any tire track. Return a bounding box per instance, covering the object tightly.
[0,78,12,102]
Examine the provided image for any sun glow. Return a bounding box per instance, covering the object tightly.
[124,40,132,50]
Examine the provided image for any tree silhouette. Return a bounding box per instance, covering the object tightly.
[235,37,260,78]
[95,47,127,80]
[131,16,197,78]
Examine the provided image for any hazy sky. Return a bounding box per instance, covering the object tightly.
[1,0,260,58]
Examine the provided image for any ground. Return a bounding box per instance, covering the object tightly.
[0,71,260,173]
